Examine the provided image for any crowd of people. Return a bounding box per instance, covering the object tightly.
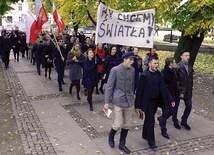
[0,28,193,154]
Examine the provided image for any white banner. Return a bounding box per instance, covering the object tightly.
[95,3,155,48]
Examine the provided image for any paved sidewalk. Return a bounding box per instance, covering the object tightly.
[2,55,214,155]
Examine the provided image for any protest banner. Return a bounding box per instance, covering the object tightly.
[95,3,155,48]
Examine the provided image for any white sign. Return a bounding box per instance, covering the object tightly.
[96,3,155,48]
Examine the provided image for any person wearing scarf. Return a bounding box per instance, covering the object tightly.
[67,42,85,100]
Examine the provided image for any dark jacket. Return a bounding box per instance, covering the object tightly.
[161,65,179,99]
[135,68,174,112]
[133,55,143,85]
[1,37,12,54]
[102,54,122,83]
[43,44,53,68]
[32,44,43,58]
[12,36,21,50]
[67,52,85,80]
[82,56,102,88]
[53,46,67,67]
[82,44,95,54]
[175,61,193,99]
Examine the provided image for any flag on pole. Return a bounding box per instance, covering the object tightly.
[53,1,65,34]
[26,11,40,44]
[35,0,48,31]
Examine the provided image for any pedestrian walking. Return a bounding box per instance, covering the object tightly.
[82,48,102,111]
[144,45,158,67]
[0,31,12,69]
[132,47,143,91]
[101,45,122,84]
[104,51,135,154]
[135,56,174,149]
[11,30,21,61]
[67,42,85,100]
[43,39,54,79]
[32,37,43,75]
[53,37,67,91]
[157,57,179,140]
[93,43,106,94]
[175,49,193,130]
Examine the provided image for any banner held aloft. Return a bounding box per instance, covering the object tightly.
[95,3,155,48]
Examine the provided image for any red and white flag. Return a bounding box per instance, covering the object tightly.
[26,11,40,44]
[53,1,65,34]
[35,0,48,31]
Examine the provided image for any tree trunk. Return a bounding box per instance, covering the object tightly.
[174,32,204,67]
[73,24,78,35]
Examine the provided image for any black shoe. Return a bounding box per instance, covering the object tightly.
[119,129,131,154]
[108,128,117,148]
[142,135,148,140]
[89,106,93,111]
[96,89,99,94]
[62,81,65,85]
[149,143,157,149]
[38,72,41,75]
[99,88,104,94]
[59,88,63,91]
[119,145,131,154]
[49,77,51,80]
[174,123,181,130]
[77,96,81,100]
[181,122,191,130]
[161,132,170,139]
[45,73,47,77]
[69,86,72,94]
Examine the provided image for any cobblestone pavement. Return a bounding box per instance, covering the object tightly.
[2,62,57,155]
[1,56,214,155]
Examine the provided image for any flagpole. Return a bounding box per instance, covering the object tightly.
[44,31,56,46]
[51,28,64,61]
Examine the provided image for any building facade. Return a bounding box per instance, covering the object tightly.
[0,0,53,32]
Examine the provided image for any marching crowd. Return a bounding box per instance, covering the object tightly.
[0,28,193,154]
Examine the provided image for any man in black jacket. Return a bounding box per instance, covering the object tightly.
[135,56,174,149]
[175,49,193,131]
[1,31,12,69]
[157,57,180,139]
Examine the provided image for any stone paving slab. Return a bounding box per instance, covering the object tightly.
[31,99,103,155]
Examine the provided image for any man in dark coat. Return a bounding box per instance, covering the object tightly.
[32,37,43,75]
[157,57,180,140]
[0,31,12,69]
[135,56,174,149]
[11,30,21,61]
[53,37,67,91]
[175,49,193,130]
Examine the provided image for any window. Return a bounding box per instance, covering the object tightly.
[7,16,12,23]
[18,3,22,11]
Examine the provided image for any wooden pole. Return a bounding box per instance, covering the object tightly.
[44,31,56,46]
[52,29,64,61]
